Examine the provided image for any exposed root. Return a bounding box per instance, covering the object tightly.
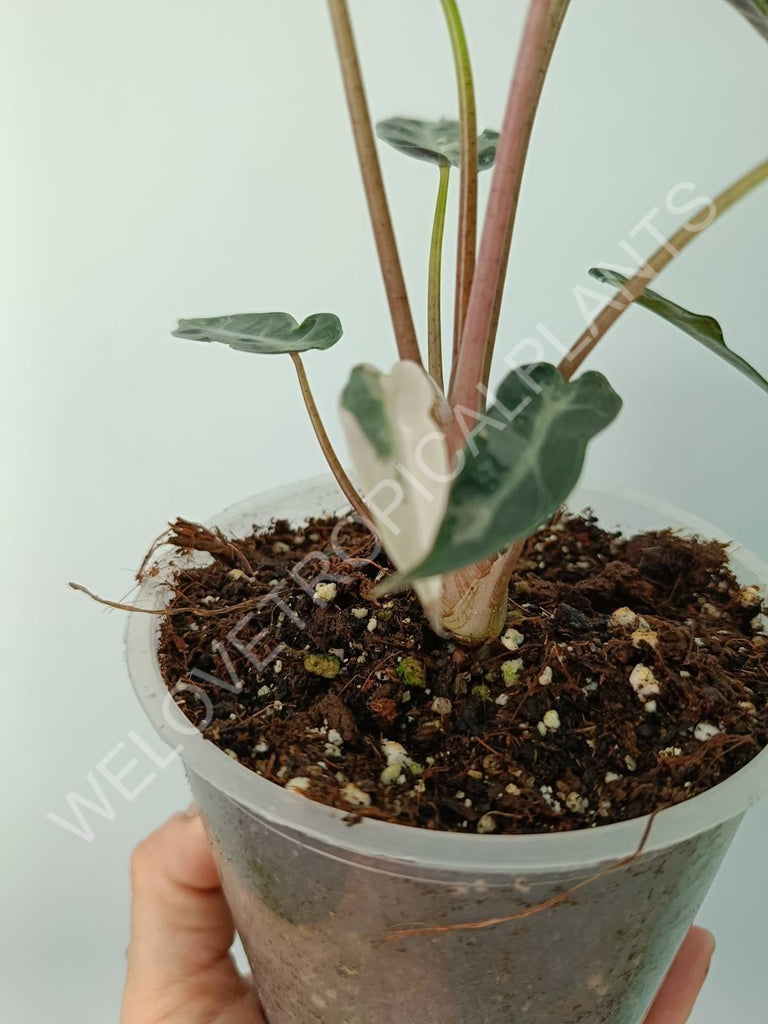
[68,581,264,619]
[385,810,660,941]
[135,525,175,583]
[166,518,254,575]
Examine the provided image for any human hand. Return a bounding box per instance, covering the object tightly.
[122,806,265,1023]
[122,808,715,1024]
[643,926,715,1024]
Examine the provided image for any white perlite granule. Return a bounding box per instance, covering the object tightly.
[476,814,497,834]
[542,709,561,732]
[694,722,720,742]
[565,792,589,814]
[659,746,682,758]
[501,628,525,651]
[431,697,452,716]
[631,628,659,650]
[629,664,661,701]
[610,607,638,629]
[341,783,371,808]
[382,740,411,766]
[740,585,762,608]
[285,777,311,794]
[314,582,338,602]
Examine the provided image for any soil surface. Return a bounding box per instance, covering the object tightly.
[156,512,767,834]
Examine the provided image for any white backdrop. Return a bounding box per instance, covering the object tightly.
[1,1,766,1021]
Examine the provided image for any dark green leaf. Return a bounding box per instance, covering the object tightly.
[375,117,499,170]
[589,267,768,395]
[406,364,622,579]
[171,312,343,354]
[726,0,768,40]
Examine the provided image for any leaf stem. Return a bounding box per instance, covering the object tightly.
[327,0,422,365]
[728,0,768,41]
[558,156,768,381]
[479,0,570,398]
[440,0,478,376]
[448,0,561,423]
[428,165,451,389]
[290,352,369,519]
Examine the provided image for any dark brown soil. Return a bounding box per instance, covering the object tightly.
[156,511,767,835]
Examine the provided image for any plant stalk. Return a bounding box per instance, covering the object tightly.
[479,0,570,398]
[440,0,478,377]
[559,156,768,381]
[483,158,768,598]
[483,158,768,603]
[327,0,422,365]
[290,352,369,519]
[448,0,557,427]
[428,165,451,389]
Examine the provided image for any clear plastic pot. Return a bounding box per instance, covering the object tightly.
[126,477,768,1024]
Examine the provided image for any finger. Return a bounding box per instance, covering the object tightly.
[128,807,234,976]
[643,926,715,1024]
[123,807,257,1022]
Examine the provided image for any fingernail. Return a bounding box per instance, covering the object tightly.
[183,802,200,818]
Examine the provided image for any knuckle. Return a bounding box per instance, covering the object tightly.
[129,836,156,889]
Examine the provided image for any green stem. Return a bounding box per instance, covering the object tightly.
[440,0,479,381]
[428,165,451,390]
[327,0,422,366]
[290,352,369,519]
[559,156,768,381]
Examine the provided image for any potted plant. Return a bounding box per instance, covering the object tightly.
[83,2,768,1022]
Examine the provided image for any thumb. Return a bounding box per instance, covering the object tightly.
[643,926,715,1024]
[122,807,263,1023]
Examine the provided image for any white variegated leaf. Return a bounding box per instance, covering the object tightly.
[172,312,342,354]
[339,361,450,632]
[376,117,500,170]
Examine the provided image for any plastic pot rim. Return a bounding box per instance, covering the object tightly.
[125,475,768,875]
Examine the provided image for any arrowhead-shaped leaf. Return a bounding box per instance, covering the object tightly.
[339,361,452,631]
[172,312,343,354]
[375,117,499,170]
[589,267,768,396]
[726,0,768,40]
[403,364,622,581]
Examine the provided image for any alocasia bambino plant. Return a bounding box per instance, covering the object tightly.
[174,0,768,643]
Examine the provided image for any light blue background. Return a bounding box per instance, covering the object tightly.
[1,1,766,1020]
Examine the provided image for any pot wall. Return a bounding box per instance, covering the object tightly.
[125,476,768,1024]
[191,768,739,1024]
